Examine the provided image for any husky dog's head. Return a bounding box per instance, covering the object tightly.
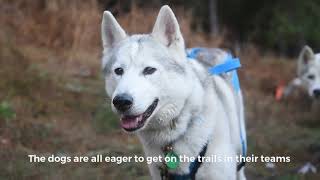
[297,45,320,99]
[101,6,193,132]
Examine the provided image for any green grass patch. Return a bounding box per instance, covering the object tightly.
[0,101,16,123]
[92,102,119,134]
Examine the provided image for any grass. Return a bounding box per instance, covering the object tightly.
[0,1,320,179]
[0,101,16,123]
[92,102,120,134]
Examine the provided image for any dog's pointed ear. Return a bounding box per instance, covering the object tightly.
[298,45,314,75]
[151,5,185,50]
[101,11,127,50]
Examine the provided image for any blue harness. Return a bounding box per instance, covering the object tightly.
[187,47,241,92]
[188,47,247,157]
[165,48,246,180]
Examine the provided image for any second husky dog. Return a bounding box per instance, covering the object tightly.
[101,5,246,180]
[284,46,320,100]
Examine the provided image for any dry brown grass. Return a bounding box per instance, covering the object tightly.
[1,0,99,49]
[1,0,225,78]
[1,0,224,55]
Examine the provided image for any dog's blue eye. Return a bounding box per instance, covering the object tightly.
[114,68,124,75]
[307,74,315,80]
[143,67,157,75]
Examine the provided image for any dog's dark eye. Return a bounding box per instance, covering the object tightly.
[143,67,157,75]
[307,74,315,80]
[114,68,124,75]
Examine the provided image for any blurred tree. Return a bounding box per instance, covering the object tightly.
[186,0,320,55]
[96,0,320,55]
[209,0,219,35]
[251,0,320,55]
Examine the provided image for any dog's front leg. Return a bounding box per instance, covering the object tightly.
[196,143,237,180]
[147,163,162,180]
[139,143,163,180]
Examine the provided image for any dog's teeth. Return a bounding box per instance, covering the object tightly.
[137,116,143,122]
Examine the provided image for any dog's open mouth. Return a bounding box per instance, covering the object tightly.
[120,99,159,132]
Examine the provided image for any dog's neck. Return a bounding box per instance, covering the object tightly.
[135,63,235,174]
[136,74,221,175]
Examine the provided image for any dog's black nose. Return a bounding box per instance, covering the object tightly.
[113,94,133,112]
[313,89,320,99]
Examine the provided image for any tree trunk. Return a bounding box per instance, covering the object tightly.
[209,0,219,35]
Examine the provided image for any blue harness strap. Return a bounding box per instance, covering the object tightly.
[186,47,203,59]
[208,53,241,92]
[160,49,246,180]
[186,48,247,173]
[208,55,241,74]
[187,48,241,92]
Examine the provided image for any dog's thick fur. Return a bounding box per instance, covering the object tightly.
[284,46,320,101]
[101,5,246,180]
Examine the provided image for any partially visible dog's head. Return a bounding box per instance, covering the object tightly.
[101,6,193,132]
[297,46,320,99]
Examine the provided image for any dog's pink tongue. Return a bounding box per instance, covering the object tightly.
[120,115,142,129]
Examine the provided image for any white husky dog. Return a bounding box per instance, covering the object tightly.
[101,5,246,180]
[284,46,320,100]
